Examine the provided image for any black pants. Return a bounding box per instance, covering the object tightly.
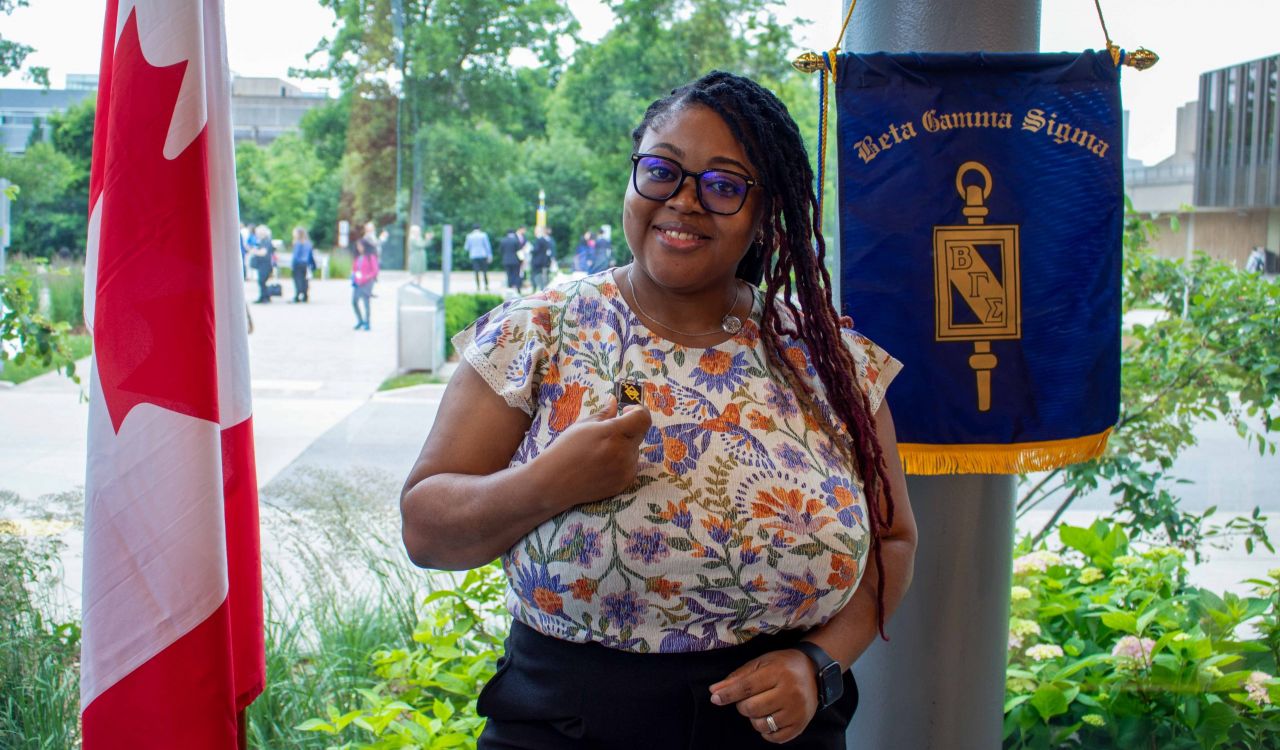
[472,259,490,289]
[292,262,310,300]
[255,267,272,302]
[478,621,858,750]
[504,262,522,291]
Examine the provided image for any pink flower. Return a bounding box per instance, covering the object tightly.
[1111,635,1155,665]
[1246,671,1273,705]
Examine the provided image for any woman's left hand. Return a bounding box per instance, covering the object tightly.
[709,649,819,743]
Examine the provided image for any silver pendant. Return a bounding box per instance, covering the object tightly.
[720,315,743,335]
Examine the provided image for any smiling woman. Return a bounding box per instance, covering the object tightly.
[399,71,918,749]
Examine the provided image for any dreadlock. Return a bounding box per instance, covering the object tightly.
[632,71,898,638]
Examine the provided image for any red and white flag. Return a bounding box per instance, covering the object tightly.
[82,0,263,746]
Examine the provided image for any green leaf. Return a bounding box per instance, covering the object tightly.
[1099,611,1137,633]
[1029,684,1069,721]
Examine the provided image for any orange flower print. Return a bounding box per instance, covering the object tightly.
[533,586,564,614]
[784,345,809,374]
[751,486,833,536]
[747,409,776,431]
[739,536,762,565]
[569,577,598,603]
[802,409,821,433]
[701,515,734,545]
[771,569,823,620]
[646,576,683,600]
[733,319,760,347]
[531,307,553,334]
[658,499,692,529]
[744,574,769,593]
[543,361,562,386]
[549,382,588,432]
[692,349,748,393]
[827,554,859,590]
[644,382,677,416]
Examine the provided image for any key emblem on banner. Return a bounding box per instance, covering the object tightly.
[932,161,1022,412]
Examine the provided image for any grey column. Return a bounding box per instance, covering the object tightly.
[842,2,1038,749]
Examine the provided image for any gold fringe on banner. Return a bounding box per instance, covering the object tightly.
[898,428,1113,476]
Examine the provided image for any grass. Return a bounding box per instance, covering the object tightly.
[245,468,429,748]
[0,491,81,750]
[378,371,447,391]
[0,334,92,385]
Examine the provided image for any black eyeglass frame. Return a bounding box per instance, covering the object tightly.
[630,152,762,216]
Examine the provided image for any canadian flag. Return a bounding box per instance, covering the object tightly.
[81,0,264,746]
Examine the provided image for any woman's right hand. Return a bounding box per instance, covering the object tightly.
[534,398,651,511]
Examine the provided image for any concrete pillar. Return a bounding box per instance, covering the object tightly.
[842,2,1038,748]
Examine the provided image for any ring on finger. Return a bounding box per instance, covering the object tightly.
[766,714,779,733]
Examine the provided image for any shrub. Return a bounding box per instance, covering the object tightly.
[40,264,85,329]
[0,492,81,749]
[444,293,504,358]
[1004,520,1280,749]
[299,564,508,749]
[326,250,352,280]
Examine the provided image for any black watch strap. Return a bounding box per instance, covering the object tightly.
[793,641,844,709]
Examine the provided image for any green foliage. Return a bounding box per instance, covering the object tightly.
[47,96,95,195]
[1004,521,1280,749]
[0,142,85,258]
[0,511,81,749]
[41,263,85,328]
[444,293,504,358]
[0,333,90,385]
[235,133,327,244]
[379,371,446,391]
[245,468,425,749]
[298,564,509,749]
[327,250,353,280]
[0,263,80,384]
[1018,203,1279,555]
[0,0,49,86]
[418,120,525,258]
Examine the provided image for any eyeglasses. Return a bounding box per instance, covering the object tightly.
[630,153,760,216]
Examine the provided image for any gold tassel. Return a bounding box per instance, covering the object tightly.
[898,429,1113,476]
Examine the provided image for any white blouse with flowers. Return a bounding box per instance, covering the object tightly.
[454,270,902,653]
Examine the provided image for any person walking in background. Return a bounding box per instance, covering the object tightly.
[530,226,555,291]
[408,224,431,276]
[290,227,317,303]
[1246,245,1267,274]
[465,224,493,290]
[251,225,275,303]
[574,230,595,274]
[351,238,379,331]
[589,224,613,273]
[499,228,524,293]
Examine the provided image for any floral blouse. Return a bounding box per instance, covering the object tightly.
[454,271,901,653]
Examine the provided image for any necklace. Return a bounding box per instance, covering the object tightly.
[625,266,745,337]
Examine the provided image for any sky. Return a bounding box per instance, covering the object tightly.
[3,0,1278,165]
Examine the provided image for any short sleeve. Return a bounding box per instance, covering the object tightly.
[452,298,557,415]
[841,329,903,415]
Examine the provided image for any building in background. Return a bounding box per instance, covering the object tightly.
[1129,53,1280,268]
[1,73,329,154]
[230,76,329,145]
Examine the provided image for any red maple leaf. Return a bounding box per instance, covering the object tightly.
[93,9,218,433]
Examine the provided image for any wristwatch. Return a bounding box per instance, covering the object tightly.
[793,641,844,709]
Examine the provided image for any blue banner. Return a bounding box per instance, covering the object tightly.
[836,51,1122,474]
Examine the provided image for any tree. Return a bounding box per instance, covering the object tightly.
[0,0,49,86]
[0,143,82,258]
[1017,204,1278,557]
[305,0,578,226]
[543,0,812,247]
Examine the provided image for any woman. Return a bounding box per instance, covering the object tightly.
[351,239,378,330]
[573,230,595,274]
[251,225,275,303]
[290,227,316,302]
[401,71,917,748]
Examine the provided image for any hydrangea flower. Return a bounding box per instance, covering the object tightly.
[1077,567,1104,584]
[1010,585,1032,602]
[1143,546,1185,561]
[1113,555,1141,566]
[1082,714,1105,727]
[1025,644,1064,661]
[1111,635,1155,665]
[1246,671,1273,705]
[1013,551,1062,575]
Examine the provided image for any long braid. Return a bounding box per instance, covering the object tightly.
[633,71,897,638]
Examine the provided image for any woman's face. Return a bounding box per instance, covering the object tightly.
[624,104,763,294]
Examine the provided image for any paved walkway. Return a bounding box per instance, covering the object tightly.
[0,269,1276,596]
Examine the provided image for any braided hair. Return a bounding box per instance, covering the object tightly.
[632,71,898,638]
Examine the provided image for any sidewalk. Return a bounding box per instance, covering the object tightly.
[1,269,1275,597]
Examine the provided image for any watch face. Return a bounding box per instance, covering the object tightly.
[818,663,843,706]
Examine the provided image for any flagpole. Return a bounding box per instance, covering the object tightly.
[842,1,1035,748]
